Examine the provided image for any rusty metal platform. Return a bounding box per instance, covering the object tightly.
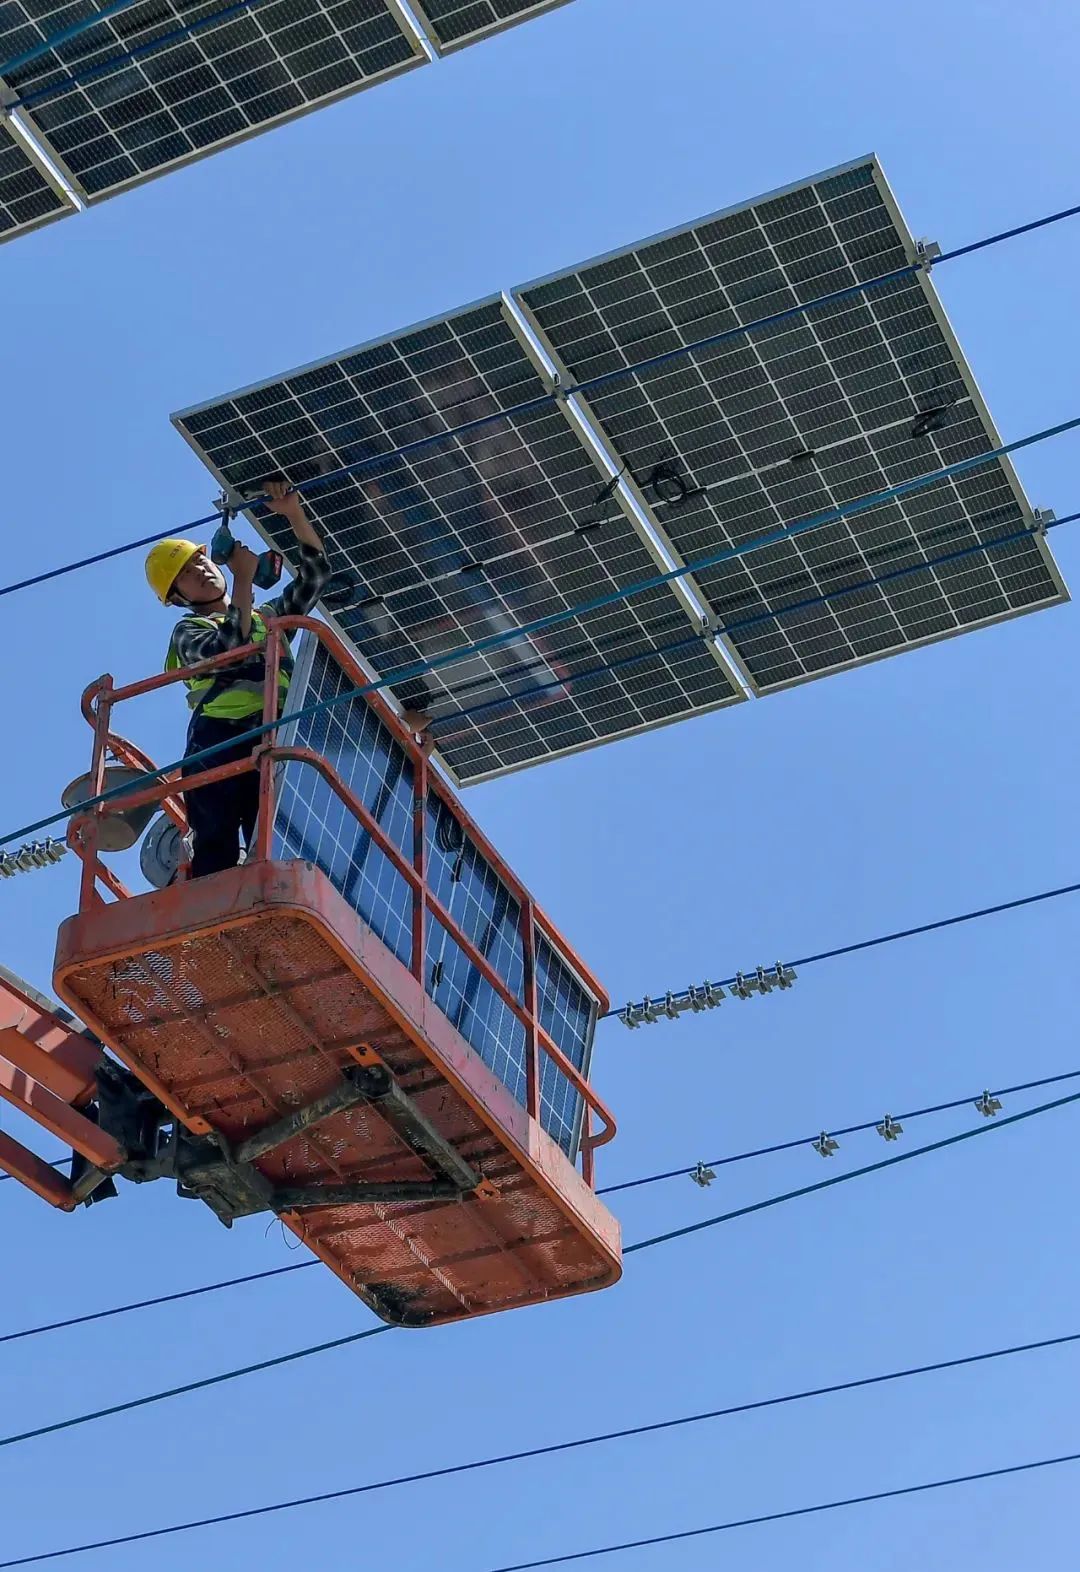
[54,858,622,1327]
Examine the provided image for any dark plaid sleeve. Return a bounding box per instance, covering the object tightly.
[169,609,246,669]
[260,543,331,621]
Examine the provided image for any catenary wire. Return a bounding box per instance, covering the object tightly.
[482,1449,1080,1571]
[606,875,1080,1019]
[4,1068,1074,1337]
[2,1327,1077,1567]
[5,406,1080,854]
[2,194,1079,603]
[622,1090,1080,1256]
[0,1089,1068,1451]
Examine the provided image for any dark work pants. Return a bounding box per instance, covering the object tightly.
[181,715,261,879]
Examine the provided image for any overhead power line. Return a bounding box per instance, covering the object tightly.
[0,1326,389,1453]
[4,1066,1073,1342]
[601,1066,1080,1194]
[610,874,1080,1023]
[623,1089,1080,1256]
[1,193,1077,609]
[0,1088,1069,1454]
[483,1449,1080,1571]
[0,1261,310,1341]
[6,404,1080,857]
[430,514,1075,743]
[2,1329,1077,1568]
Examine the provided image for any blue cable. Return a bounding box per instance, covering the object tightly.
[609,879,1080,1020]
[10,0,262,109]
[936,202,1080,262]
[2,412,1077,851]
[0,515,221,601]
[428,513,1079,737]
[4,194,1079,604]
[0,0,143,79]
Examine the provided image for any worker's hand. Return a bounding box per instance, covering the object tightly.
[263,475,304,521]
[229,543,260,584]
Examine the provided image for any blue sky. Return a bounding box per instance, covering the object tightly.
[4,0,1080,1565]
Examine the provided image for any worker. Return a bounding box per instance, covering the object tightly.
[145,479,330,879]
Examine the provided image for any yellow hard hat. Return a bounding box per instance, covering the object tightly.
[145,539,203,604]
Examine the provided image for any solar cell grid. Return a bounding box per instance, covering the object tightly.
[0,0,423,198]
[0,116,72,237]
[277,635,597,1156]
[517,158,1065,691]
[173,297,741,783]
[176,157,1066,778]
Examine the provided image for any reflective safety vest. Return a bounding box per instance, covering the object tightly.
[165,609,292,721]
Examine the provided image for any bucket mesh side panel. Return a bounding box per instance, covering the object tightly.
[62,905,613,1323]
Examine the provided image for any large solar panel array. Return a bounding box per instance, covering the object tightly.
[0,0,576,220]
[409,0,570,52]
[275,633,598,1156]
[174,156,1067,783]
[0,116,73,237]
[0,0,425,201]
[172,295,743,784]
[516,159,1067,691]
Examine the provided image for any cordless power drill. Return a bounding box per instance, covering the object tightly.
[209,518,283,590]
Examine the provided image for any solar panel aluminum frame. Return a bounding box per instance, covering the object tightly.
[171,292,745,790]
[406,0,574,55]
[3,0,430,209]
[514,154,1069,698]
[505,293,752,692]
[0,109,77,241]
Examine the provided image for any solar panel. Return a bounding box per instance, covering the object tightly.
[0,115,74,239]
[409,0,572,53]
[172,295,743,785]
[276,631,599,1156]
[0,0,425,202]
[515,156,1068,692]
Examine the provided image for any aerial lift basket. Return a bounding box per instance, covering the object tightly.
[34,617,620,1327]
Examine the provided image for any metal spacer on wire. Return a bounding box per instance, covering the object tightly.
[812,1131,839,1158]
[975,1090,1003,1118]
[689,1161,716,1188]
[0,838,68,878]
[619,964,793,1026]
[876,1114,903,1141]
[618,980,726,1029]
[731,963,797,999]
[215,487,243,523]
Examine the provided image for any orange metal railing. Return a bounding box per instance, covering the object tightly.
[71,616,615,1186]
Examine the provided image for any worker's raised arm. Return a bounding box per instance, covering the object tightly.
[228,544,258,642]
[265,476,323,554]
[260,477,331,620]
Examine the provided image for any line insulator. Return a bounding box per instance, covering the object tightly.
[616,965,794,1027]
[0,839,67,878]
